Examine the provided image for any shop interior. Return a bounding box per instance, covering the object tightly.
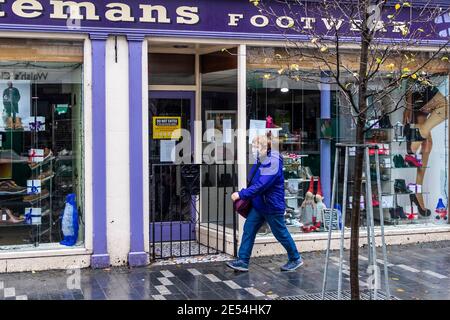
[0,39,84,250]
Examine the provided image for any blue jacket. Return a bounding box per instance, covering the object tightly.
[238,151,285,215]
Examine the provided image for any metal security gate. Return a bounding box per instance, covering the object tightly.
[150,164,238,260]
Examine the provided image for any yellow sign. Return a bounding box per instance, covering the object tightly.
[152,116,182,139]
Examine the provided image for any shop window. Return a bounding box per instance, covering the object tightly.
[246,47,450,238]
[338,71,449,229]
[0,39,84,250]
[200,49,238,230]
[247,47,327,236]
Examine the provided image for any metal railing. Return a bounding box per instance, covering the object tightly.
[150,163,238,260]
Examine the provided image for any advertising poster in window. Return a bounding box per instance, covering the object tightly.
[0,80,31,130]
[153,116,181,140]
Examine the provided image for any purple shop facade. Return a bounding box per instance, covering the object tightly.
[1,0,448,268]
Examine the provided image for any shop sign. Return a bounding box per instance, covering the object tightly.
[153,116,181,140]
[0,0,448,43]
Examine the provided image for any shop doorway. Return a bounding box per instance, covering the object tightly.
[149,90,196,244]
[147,42,240,260]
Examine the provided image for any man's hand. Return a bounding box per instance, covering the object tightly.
[231,192,240,202]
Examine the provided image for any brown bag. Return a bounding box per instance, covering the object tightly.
[234,162,261,218]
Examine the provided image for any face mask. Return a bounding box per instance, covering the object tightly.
[251,147,259,160]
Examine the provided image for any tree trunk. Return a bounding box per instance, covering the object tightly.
[349,121,366,300]
[350,0,371,300]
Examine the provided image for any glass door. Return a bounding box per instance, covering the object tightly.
[149,91,196,243]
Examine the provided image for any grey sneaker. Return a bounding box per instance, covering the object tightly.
[281,258,304,272]
[226,260,249,272]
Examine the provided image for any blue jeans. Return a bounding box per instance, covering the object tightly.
[238,208,301,264]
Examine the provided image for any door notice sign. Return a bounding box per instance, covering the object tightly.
[153,117,181,140]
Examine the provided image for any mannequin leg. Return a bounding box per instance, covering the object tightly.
[415,136,433,210]
[410,92,448,153]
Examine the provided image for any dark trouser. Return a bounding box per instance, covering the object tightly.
[4,103,18,118]
[238,208,301,264]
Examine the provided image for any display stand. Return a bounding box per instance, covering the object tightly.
[321,143,391,300]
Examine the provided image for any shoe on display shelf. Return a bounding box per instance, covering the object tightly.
[0,150,29,164]
[36,170,55,181]
[29,148,54,169]
[14,117,23,130]
[394,179,412,194]
[0,180,27,194]
[404,154,423,168]
[57,149,73,157]
[0,208,24,224]
[290,219,303,228]
[409,194,432,217]
[23,189,50,202]
[56,165,73,176]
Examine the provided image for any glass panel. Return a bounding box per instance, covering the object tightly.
[200,50,238,229]
[343,73,449,228]
[0,38,83,62]
[149,97,191,164]
[247,68,322,236]
[149,96,193,225]
[246,46,449,238]
[0,39,84,250]
[148,54,195,85]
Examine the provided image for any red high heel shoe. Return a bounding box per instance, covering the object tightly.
[372,194,380,207]
[404,155,422,168]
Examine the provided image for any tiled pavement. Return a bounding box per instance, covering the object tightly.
[1,241,450,300]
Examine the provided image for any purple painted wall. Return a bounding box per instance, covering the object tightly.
[0,0,448,43]
[128,35,148,267]
[90,33,110,269]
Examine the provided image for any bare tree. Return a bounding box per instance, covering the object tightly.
[249,0,450,299]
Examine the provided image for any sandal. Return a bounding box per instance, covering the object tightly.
[0,208,25,224]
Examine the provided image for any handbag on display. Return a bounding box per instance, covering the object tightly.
[234,162,262,218]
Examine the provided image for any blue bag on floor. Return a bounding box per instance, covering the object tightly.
[60,193,79,246]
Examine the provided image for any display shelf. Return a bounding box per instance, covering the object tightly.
[55,155,74,161]
[0,222,33,228]
[0,159,29,164]
[385,218,432,225]
[382,192,430,196]
[22,192,51,204]
[0,191,27,196]
[380,166,430,170]
[36,174,55,183]
[28,156,56,170]
[285,195,304,200]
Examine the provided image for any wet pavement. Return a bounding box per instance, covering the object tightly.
[1,241,450,300]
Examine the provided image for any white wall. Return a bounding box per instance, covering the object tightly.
[105,36,131,265]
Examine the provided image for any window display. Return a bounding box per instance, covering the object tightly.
[247,47,329,236]
[0,39,84,250]
[247,46,449,239]
[346,72,449,227]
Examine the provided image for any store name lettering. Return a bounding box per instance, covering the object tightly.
[1,71,48,81]
[0,0,408,33]
[0,0,200,24]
